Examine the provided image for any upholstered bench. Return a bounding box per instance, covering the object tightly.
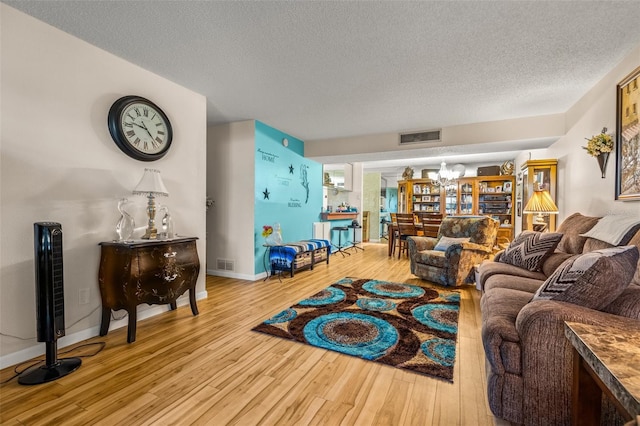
[269,239,331,277]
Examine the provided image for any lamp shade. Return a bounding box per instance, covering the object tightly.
[132,168,168,196]
[523,190,558,214]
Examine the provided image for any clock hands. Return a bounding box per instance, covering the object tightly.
[130,120,155,140]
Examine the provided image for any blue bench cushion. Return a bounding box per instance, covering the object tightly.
[270,239,331,270]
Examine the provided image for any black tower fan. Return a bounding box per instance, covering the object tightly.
[18,222,81,385]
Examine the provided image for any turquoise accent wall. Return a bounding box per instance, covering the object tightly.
[254,121,322,274]
[386,188,398,213]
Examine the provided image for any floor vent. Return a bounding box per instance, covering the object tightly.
[216,259,235,271]
[399,129,441,145]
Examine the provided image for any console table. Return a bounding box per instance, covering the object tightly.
[98,237,200,343]
[565,321,640,425]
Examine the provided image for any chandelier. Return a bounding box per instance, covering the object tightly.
[428,161,460,187]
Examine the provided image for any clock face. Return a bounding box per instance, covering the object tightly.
[108,96,173,161]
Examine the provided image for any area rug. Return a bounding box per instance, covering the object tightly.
[252,277,460,381]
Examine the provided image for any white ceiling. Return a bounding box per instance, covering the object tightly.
[6,1,640,170]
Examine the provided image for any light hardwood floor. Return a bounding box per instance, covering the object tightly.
[0,243,510,425]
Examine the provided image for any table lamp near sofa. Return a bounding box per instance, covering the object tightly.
[523,187,558,232]
[133,168,168,239]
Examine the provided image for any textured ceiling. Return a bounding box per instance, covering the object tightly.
[5,1,640,167]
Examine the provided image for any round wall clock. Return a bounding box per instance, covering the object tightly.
[108,95,173,161]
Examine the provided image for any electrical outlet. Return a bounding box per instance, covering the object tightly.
[79,288,90,305]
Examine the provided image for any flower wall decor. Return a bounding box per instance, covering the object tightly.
[583,127,614,178]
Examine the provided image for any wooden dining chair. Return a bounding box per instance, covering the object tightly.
[421,213,443,238]
[388,213,399,256]
[395,213,417,258]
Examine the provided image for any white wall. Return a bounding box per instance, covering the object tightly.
[0,5,207,367]
[206,121,256,279]
[520,44,640,222]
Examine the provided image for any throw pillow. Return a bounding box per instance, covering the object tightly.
[434,236,470,252]
[532,245,639,310]
[499,231,563,271]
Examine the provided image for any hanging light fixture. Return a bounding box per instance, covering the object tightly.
[428,161,461,187]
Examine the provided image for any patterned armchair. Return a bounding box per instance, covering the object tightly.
[408,216,499,286]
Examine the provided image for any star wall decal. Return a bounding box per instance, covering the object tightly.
[289,164,294,174]
[263,188,270,200]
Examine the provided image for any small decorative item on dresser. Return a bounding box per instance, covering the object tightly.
[583,127,614,178]
[115,198,135,241]
[157,205,174,239]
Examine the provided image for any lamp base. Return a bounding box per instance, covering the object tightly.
[141,227,158,239]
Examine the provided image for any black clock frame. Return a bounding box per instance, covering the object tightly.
[108,95,173,162]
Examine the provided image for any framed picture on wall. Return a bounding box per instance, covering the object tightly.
[615,65,640,200]
[516,201,522,217]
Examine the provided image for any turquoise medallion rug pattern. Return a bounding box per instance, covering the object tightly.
[252,278,460,382]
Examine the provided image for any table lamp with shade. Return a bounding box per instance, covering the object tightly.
[523,186,558,232]
[133,168,168,239]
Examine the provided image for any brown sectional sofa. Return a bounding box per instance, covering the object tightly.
[478,213,640,425]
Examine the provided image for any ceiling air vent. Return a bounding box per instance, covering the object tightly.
[399,129,441,145]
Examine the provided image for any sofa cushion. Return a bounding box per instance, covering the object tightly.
[602,283,640,319]
[434,236,470,251]
[499,231,563,272]
[540,251,575,277]
[629,231,640,286]
[532,245,639,310]
[555,212,600,254]
[484,275,544,294]
[478,259,546,291]
[414,249,448,268]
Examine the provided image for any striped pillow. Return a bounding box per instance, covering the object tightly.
[532,245,639,310]
[499,231,563,272]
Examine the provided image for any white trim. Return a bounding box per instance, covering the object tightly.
[206,268,264,281]
[0,291,208,370]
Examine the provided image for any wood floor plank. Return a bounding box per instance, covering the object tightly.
[0,242,504,425]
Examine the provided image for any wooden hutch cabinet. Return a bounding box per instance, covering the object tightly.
[410,180,443,214]
[397,175,516,242]
[477,176,516,243]
[520,159,558,232]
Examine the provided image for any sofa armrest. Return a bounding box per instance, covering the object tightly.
[445,242,495,285]
[515,300,640,424]
[407,236,437,252]
[460,241,494,254]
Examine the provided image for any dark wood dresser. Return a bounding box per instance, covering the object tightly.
[98,237,200,343]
